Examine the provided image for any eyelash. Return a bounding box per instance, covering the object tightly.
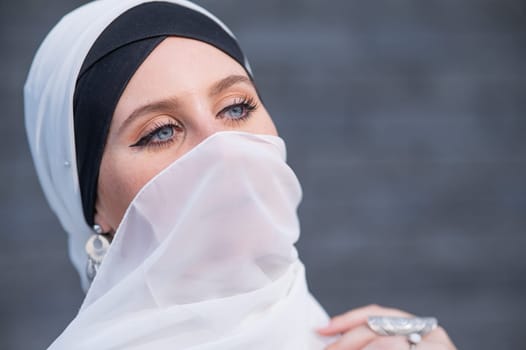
[129,121,180,149]
[129,96,258,149]
[216,96,258,123]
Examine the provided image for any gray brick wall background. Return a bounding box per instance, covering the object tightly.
[1,0,524,349]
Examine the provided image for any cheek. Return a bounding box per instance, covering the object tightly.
[97,151,160,228]
[251,108,278,136]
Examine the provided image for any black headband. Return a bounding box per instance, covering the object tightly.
[73,1,250,226]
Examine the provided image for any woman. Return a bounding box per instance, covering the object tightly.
[24,0,457,349]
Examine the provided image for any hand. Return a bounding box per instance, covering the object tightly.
[316,304,457,350]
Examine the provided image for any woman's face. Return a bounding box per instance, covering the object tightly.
[95,37,277,233]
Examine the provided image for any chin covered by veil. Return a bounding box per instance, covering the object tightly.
[24,0,331,348]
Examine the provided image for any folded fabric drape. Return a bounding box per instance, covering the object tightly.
[48,132,331,349]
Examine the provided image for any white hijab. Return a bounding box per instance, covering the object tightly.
[24,1,332,348]
[24,0,245,291]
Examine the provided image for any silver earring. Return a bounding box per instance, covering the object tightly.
[85,224,110,283]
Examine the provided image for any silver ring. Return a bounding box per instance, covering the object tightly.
[367,316,437,349]
[367,316,438,350]
[367,316,437,336]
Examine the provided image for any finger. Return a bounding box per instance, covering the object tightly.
[362,336,409,350]
[364,336,451,350]
[324,325,377,350]
[318,304,414,336]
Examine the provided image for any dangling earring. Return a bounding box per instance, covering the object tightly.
[85,224,110,283]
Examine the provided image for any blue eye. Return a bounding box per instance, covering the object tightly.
[129,122,179,148]
[218,97,258,121]
[226,105,247,119]
[152,125,174,141]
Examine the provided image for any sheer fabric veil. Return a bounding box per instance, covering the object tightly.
[49,132,331,349]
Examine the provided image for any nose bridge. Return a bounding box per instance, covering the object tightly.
[193,115,220,143]
[187,102,228,149]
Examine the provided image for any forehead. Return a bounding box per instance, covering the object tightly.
[116,37,249,107]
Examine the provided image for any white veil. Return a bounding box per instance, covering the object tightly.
[49,132,331,349]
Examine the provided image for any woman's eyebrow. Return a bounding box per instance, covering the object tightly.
[118,97,180,134]
[209,74,254,98]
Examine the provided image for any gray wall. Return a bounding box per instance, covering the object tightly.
[1,0,525,349]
